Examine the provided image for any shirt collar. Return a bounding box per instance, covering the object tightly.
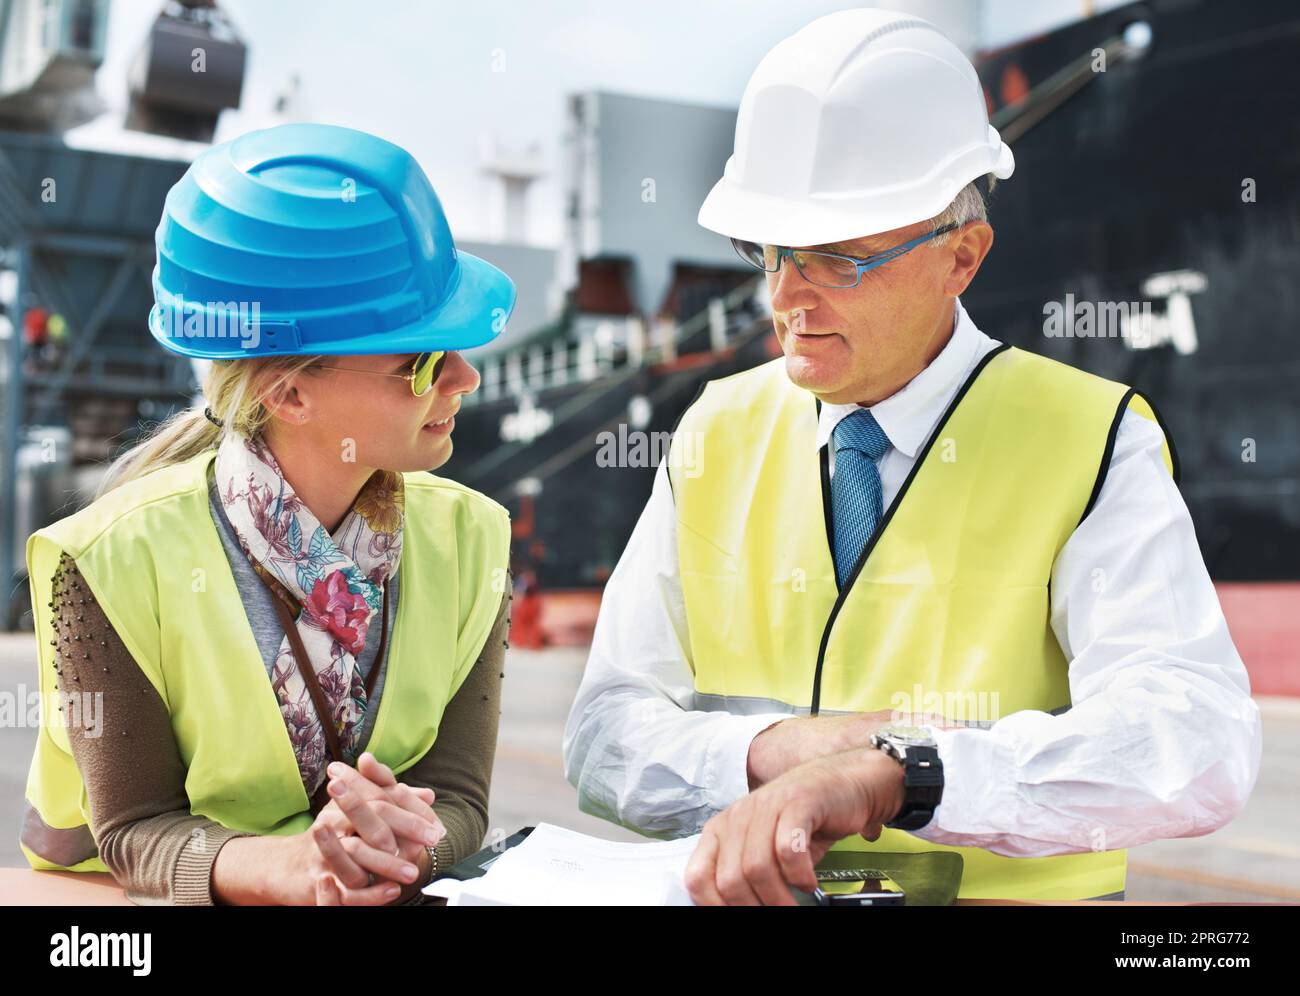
[814,297,984,459]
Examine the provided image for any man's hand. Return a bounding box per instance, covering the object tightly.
[746,711,956,789]
[686,747,906,905]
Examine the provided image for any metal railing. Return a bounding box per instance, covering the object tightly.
[466,275,767,407]
[457,276,769,486]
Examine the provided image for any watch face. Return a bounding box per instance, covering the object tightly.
[878,724,936,746]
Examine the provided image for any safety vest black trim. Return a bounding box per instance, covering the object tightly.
[1079,387,1132,528]
[809,342,1013,716]
[1139,388,1181,486]
[1080,386,1181,530]
[814,398,836,565]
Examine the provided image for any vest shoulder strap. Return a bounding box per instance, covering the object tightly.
[402,468,511,521]
[34,449,212,560]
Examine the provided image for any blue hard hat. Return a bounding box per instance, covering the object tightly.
[148,122,515,359]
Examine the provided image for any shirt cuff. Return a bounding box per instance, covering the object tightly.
[907,724,1022,844]
[702,713,794,816]
[173,826,258,906]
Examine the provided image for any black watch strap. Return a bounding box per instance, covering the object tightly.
[883,744,944,831]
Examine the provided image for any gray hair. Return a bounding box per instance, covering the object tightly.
[927,174,998,245]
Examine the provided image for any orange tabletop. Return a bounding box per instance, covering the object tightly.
[1,869,134,906]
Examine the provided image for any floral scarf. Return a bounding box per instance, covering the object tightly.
[214,431,404,796]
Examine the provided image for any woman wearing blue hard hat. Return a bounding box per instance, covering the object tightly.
[20,123,516,905]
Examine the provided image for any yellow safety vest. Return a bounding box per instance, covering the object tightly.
[667,344,1178,900]
[21,447,510,872]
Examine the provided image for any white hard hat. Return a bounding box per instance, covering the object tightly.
[698,9,1014,247]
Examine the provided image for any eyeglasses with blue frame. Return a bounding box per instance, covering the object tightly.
[731,222,960,288]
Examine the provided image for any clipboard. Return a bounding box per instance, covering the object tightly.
[434,826,535,881]
[435,828,963,905]
[802,850,965,906]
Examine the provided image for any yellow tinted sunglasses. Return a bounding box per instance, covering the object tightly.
[409,351,447,396]
[319,351,448,397]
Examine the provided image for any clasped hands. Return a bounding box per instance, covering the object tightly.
[303,751,446,905]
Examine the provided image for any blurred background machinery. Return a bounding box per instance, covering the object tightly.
[125,0,244,142]
[1,0,236,628]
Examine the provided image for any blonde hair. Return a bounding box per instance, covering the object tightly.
[95,354,323,499]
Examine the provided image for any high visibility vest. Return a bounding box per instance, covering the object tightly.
[21,447,510,872]
[667,344,1178,900]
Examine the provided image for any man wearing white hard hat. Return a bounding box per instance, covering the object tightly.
[563,9,1260,904]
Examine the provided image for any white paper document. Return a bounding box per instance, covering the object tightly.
[423,823,701,906]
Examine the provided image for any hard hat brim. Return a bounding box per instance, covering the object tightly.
[697,175,936,248]
[149,250,517,359]
[698,135,1016,248]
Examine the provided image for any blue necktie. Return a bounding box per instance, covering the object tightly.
[831,409,891,587]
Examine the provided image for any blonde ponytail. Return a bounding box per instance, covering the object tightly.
[96,353,322,499]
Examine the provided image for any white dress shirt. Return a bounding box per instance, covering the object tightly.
[562,297,1262,856]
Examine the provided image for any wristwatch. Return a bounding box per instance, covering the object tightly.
[869,724,944,831]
